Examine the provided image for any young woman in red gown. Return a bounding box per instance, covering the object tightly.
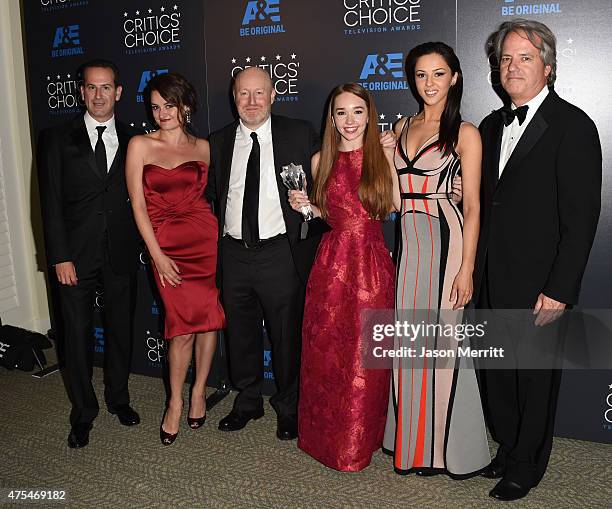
[126,73,225,445]
[289,83,399,471]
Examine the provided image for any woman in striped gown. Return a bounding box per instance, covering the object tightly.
[383,42,490,478]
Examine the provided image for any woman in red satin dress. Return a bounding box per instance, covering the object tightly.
[289,83,400,471]
[126,73,225,445]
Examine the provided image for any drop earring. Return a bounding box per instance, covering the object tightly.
[185,109,192,125]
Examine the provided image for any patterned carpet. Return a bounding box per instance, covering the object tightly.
[0,360,610,509]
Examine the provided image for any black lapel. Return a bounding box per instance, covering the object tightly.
[497,92,553,187]
[71,115,103,180]
[490,112,504,189]
[219,121,239,224]
[106,121,129,181]
[271,115,293,220]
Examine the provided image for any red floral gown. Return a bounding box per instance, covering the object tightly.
[297,148,394,471]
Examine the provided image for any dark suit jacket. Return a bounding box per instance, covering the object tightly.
[38,115,141,276]
[206,114,320,285]
[474,90,602,308]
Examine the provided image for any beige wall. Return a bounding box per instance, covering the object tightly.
[0,0,50,332]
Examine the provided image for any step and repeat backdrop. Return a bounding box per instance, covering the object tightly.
[23,0,612,443]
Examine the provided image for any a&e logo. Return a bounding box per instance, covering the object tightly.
[263,349,274,379]
[359,53,408,91]
[501,0,562,16]
[137,69,169,102]
[51,24,84,58]
[94,327,104,354]
[240,0,286,37]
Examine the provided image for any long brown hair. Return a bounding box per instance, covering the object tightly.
[312,83,392,219]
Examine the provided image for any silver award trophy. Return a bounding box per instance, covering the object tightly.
[280,163,331,240]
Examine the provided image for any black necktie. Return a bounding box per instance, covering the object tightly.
[242,132,260,246]
[95,125,107,177]
[500,105,529,127]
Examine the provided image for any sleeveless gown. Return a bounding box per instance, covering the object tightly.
[298,148,394,472]
[382,125,490,477]
[142,160,225,339]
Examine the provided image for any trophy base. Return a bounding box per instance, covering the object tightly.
[300,217,331,240]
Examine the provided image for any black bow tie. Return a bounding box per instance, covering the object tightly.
[500,105,529,126]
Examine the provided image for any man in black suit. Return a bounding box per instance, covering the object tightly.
[206,67,319,440]
[38,60,141,448]
[475,20,601,500]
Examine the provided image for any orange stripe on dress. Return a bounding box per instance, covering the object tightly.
[396,175,410,468]
[408,173,421,466]
[421,176,434,319]
[409,174,420,314]
[413,355,428,467]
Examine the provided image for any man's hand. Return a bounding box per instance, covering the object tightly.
[533,293,566,326]
[55,261,78,286]
[451,175,462,204]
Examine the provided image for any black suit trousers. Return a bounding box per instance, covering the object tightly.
[59,237,135,426]
[477,274,564,488]
[221,235,302,418]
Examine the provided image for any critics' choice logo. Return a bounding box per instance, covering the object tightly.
[501,0,562,16]
[146,330,166,364]
[137,69,169,102]
[123,5,181,55]
[51,24,84,58]
[230,53,300,101]
[358,52,408,91]
[241,0,286,37]
[378,111,406,131]
[343,0,421,36]
[46,73,81,114]
[40,0,89,12]
[604,383,612,430]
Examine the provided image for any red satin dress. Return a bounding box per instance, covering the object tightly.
[143,160,225,339]
[298,148,394,471]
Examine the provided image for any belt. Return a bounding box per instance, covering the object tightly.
[224,233,287,249]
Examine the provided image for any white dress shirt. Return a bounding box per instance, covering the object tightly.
[224,116,286,239]
[499,85,549,177]
[83,111,119,172]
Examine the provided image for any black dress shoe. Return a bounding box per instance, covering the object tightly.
[415,468,440,477]
[218,408,264,432]
[489,479,531,501]
[109,404,140,426]
[481,459,506,479]
[67,423,92,448]
[276,416,297,441]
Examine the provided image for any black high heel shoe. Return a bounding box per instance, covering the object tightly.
[160,424,178,446]
[187,414,206,429]
[187,395,206,430]
[160,406,180,445]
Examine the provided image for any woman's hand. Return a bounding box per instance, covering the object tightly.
[451,174,462,204]
[289,189,310,213]
[152,253,182,288]
[288,190,322,218]
[449,267,473,310]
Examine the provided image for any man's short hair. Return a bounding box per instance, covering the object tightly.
[493,18,557,86]
[232,66,274,93]
[78,59,121,87]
